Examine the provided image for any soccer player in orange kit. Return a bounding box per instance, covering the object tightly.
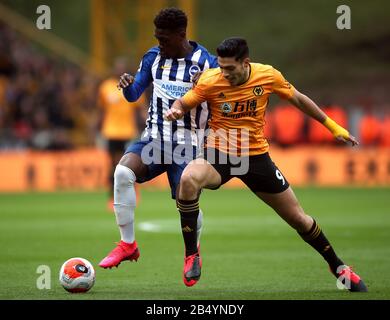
[165,37,367,292]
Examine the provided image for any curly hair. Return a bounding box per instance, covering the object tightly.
[153,7,187,31]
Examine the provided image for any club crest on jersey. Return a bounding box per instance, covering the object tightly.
[253,86,263,96]
[189,65,201,77]
[220,102,232,113]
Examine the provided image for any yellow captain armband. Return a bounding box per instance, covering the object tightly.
[323,117,350,139]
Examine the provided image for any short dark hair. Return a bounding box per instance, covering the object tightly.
[216,37,249,61]
[154,7,187,31]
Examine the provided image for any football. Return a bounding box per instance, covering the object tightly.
[59,257,96,293]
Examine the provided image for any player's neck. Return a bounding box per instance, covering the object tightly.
[178,40,193,58]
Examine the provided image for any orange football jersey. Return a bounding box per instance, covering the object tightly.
[98,78,146,140]
[182,63,295,155]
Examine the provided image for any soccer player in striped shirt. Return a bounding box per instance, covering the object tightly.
[99,8,218,269]
[165,37,367,291]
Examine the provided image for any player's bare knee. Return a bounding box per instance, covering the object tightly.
[180,171,201,198]
[119,153,147,178]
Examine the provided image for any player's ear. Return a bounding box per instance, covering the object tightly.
[178,29,186,39]
[243,57,250,66]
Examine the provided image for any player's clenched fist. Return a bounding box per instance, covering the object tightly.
[164,108,184,121]
[117,73,134,89]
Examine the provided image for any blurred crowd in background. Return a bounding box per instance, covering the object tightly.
[0,22,389,151]
[0,23,101,150]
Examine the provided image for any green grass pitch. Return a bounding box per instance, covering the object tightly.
[0,187,389,300]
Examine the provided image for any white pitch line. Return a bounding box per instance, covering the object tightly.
[137,217,280,234]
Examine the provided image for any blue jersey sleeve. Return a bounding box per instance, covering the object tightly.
[209,54,218,68]
[122,50,157,102]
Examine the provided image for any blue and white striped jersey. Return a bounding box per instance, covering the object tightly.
[123,41,218,146]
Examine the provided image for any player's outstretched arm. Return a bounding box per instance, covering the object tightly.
[164,98,193,121]
[288,89,359,146]
[165,78,207,121]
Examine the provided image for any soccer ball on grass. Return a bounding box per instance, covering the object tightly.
[59,257,95,293]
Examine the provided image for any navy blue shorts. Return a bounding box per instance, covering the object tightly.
[125,138,198,199]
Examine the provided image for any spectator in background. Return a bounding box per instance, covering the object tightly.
[97,57,147,211]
